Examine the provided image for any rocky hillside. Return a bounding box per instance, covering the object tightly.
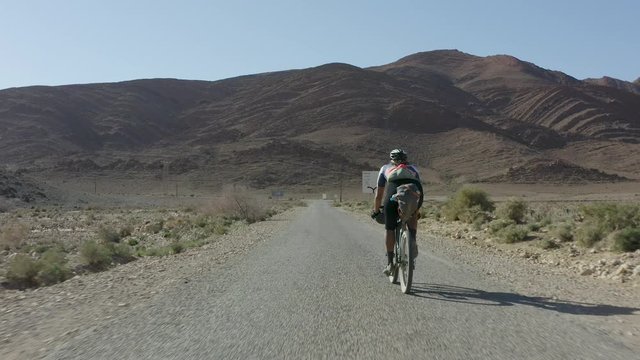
[1,50,639,189]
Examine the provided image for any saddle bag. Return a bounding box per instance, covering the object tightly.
[391,183,421,221]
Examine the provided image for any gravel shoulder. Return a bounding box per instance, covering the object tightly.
[0,207,297,360]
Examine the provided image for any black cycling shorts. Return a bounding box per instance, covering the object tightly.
[383,179,424,231]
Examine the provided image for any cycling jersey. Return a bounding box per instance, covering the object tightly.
[377,163,420,187]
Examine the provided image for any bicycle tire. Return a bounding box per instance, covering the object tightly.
[399,228,413,293]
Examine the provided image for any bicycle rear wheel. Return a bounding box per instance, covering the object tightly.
[398,228,413,293]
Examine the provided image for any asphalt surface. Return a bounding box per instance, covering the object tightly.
[46,201,637,359]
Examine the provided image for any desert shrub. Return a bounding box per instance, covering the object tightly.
[0,222,29,250]
[496,198,528,224]
[420,204,440,219]
[488,219,516,235]
[580,203,640,233]
[163,230,176,239]
[211,222,229,235]
[146,221,164,234]
[528,223,542,232]
[165,217,187,230]
[575,224,605,248]
[195,216,209,228]
[145,246,172,257]
[472,216,485,231]
[6,254,41,287]
[207,189,271,224]
[170,241,184,254]
[612,228,640,252]
[539,239,560,249]
[24,242,57,254]
[119,225,133,238]
[555,223,574,242]
[458,205,491,224]
[98,227,121,243]
[107,243,135,264]
[182,238,206,249]
[37,249,72,285]
[442,186,494,223]
[80,240,112,269]
[496,225,529,244]
[539,216,552,227]
[127,238,139,246]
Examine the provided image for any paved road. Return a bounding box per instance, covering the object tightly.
[47,201,637,359]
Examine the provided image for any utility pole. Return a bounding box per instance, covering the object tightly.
[339,165,344,203]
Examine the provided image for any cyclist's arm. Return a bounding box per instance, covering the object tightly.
[373,166,387,213]
[373,185,384,212]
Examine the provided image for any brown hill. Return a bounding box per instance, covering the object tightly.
[482,159,627,184]
[584,76,640,95]
[374,50,640,143]
[0,50,638,193]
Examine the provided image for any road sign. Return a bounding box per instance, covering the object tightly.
[362,171,379,193]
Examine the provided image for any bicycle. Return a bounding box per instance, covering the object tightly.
[387,215,415,294]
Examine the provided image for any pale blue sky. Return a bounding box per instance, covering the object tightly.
[1,0,638,90]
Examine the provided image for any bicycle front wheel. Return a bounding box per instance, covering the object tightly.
[398,228,413,293]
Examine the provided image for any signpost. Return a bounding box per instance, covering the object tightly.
[362,171,379,194]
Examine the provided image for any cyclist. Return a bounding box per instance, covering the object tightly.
[371,149,423,276]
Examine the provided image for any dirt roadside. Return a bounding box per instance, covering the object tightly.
[350,207,640,352]
[423,218,640,352]
[0,208,297,360]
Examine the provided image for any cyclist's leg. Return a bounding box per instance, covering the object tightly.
[383,183,399,272]
[407,213,419,259]
[406,179,424,253]
[384,200,398,263]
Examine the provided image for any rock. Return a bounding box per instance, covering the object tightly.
[611,259,622,266]
[580,267,595,276]
[598,259,607,266]
[632,265,640,277]
[614,264,632,276]
[589,248,598,254]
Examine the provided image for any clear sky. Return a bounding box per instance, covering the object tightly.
[1,0,638,90]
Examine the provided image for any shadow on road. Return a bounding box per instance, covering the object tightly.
[411,283,639,316]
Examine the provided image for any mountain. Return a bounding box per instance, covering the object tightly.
[584,76,640,95]
[0,50,639,191]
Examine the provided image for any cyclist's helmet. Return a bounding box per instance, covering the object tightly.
[389,148,408,162]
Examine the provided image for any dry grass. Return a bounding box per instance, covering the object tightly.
[0,222,29,250]
[200,188,273,224]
